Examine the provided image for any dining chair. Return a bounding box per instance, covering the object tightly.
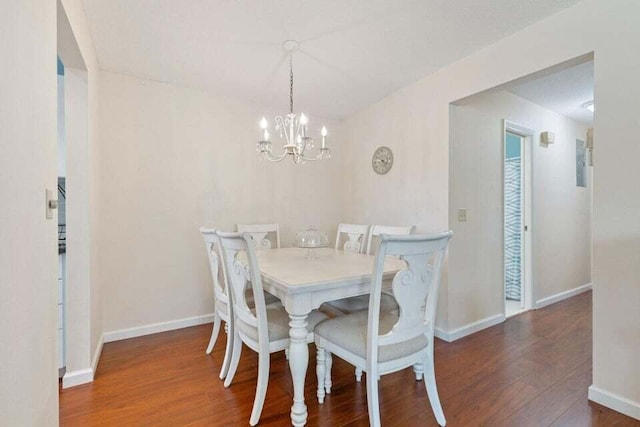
[200,228,234,380]
[366,224,416,255]
[216,231,329,426]
[324,222,374,317]
[236,223,281,249]
[327,224,416,316]
[325,224,416,318]
[328,224,416,380]
[314,232,453,427]
[200,228,280,379]
[334,223,370,253]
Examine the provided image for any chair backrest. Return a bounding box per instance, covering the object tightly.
[365,224,416,255]
[367,232,453,363]
[236,223,280,249]
[216,231,270,348]
[200,228,230,311]
[335,223,370,253]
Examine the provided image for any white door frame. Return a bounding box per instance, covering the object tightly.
[503,120,534,315]
[58,0,94,388]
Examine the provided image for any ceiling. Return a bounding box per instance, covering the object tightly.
[83,0,582,119]
[507,60,594,125]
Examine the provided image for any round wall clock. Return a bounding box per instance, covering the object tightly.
[372,146,394,175]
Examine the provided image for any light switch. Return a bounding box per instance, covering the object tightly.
[46,189,58,220]
[458,208,467,222]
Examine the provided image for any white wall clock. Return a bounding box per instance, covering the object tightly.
[372,146,394,175]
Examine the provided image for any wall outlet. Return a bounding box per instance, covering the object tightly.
[458,208,467,222]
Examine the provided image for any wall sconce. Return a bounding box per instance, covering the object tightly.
[583,100,595,113]
[541,131,555,145]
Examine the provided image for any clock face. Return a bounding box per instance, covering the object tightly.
[372,146,394,175]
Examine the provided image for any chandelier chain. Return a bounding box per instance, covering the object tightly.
[289,53,294,114]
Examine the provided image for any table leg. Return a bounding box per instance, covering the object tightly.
[289,313,309,426]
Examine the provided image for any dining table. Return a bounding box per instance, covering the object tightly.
[252,246,406,426]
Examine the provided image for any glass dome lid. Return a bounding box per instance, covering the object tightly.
[295,227,329,248]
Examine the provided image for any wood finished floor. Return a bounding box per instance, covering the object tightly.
[60,292,639,426]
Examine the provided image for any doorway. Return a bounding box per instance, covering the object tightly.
[503,121,533,317]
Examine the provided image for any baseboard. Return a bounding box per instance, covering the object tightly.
[62,368,93,388]
[536,283,592,309]
[589,385,640,421]
[61,334,104,388]
[92,334,104,374]
[103,313,214,343]
[434,313,505,342]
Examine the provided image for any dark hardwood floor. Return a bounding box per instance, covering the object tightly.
[59,291,639,426]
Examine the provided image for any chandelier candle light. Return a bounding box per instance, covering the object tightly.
[257,40,330,164]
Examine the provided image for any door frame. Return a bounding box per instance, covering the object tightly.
[58,0,94,388]
[502,120,534,316]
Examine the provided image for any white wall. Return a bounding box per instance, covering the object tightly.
[449,90,591,328]
[98,71,343,334]
[0,1,58,425]
[341,0,640,417]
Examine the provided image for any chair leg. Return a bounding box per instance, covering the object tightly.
[413,362,424,381]
[223,331,242,388]
[316,347,326,404]
[249,351,270,426]
[206,312,222,355]
[366,367,381,427]
[424,352,446,426]
[219,321,233,379]
[285,348,289,360]
[355,367,363,382]
[325,351,333,394]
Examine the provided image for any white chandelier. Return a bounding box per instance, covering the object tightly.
[257,40,330,164]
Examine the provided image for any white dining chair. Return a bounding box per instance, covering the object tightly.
[334,223,370,253]
[326,224,416,316]
[324,222,373,316]
[327,224,416,380]
[200,228,234,380]
[325,224,416,318]
[216,231,329,426]
[314,232,453,427]
[366,224,416,255]
[325,223,398,378]
[200,228,280,379]
[236,223,281,249]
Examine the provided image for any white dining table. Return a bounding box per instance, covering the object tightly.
[253,247,405,426]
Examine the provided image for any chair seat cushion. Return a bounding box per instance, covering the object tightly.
[245,289,281,308]
[246,306,327,342]
[314,310,428,363]
[323,292,398,315]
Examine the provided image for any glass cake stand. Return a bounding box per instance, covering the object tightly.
[294,227,330,259]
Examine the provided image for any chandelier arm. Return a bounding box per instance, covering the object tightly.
[275,116,289,143]
[263,150,288,162]
[299,148,325,162]
[300,155,322,162]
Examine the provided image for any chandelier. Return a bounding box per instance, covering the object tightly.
[257,40,330,164]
